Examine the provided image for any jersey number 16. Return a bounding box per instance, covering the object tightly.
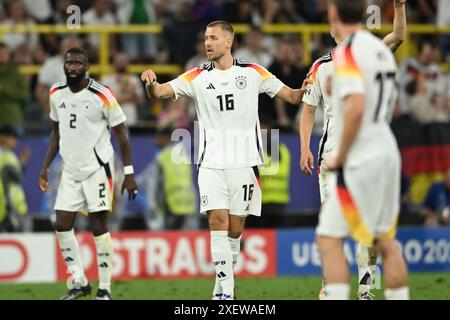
[216,94,235,111]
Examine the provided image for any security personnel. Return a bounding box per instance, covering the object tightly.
[146,126,197,230]
[0,125,29,232]
[259,119,291,227]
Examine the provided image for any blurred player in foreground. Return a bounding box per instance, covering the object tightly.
[314,0,409,300]
[300,0,407,300]
[141,21,309,300]
[38,47,138,300]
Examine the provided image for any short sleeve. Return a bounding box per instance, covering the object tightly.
[333,44,364,99]
[49,94,58,122]
[168,67,201,100]
[252,64,284,98]
[101,88,127,127]
[302,65,322,107]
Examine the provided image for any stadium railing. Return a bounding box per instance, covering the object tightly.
[0,23,449,77]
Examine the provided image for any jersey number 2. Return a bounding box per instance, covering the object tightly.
[69,114,77,128]
[217,94,234,111]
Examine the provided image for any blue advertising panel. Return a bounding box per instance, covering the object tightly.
[277,227,450,275]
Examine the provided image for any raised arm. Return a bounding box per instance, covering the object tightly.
[141,69,175,100]
[38,121,60,192]
[383,0,407,52]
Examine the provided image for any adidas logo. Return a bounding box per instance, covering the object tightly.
[65,257,74,262]
[98,200,106,207]
[58,102,66,109]
[99,262,109,268]
[206,83,215,89]
[217,271,226,278]
[245,204,249,211]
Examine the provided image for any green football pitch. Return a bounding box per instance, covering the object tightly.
[0,273,449,300]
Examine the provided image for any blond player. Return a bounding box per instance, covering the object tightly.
[141,21,309,300]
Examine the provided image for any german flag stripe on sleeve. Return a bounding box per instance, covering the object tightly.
[180,67,204,83]
[335,45,362,78]
[89,82,119,108]
[49,81,68,96]
[248,64,271,79]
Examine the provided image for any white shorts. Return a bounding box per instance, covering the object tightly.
[54,158,114,213]
[316,157,400,247]
[198,166,262,217]
[318,166,331,203]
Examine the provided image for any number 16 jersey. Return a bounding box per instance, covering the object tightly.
[169,59,284,169]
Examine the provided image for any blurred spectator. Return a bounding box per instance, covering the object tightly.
[162,1,200,65]
[22,0,52,23]
[260,38,307,129]
[185,31,208,70]
[438,53,450,116]
[82,0,117,62]
[409,74,449,123]
[52,0,74,24]
[144,126,197,230]
[35,37,79,117]
[0,125,29,232]
[114,0,164,62]
[437,0,450,57]
[191,0,224,25]
[0,43,28,134]
[2,0,38,51]
[234,26,273,68]
[398,41,441,117]
[258,118,291,228]
[102,52,145,126]
[420,168,450,226]
[410,0,437,23]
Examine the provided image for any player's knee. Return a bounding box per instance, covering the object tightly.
[208,213,228,231]
[53,221,73,232]
[228,230,242,239]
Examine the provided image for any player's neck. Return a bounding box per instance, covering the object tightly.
[337,24,362,43]
[68,78,89,93]
[213,53,234,70]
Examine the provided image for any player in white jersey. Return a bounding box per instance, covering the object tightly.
[141,21,309,300]
[38,47,138,300]
[300,0,407,300]
[312,0,409,300]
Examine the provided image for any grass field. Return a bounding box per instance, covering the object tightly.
[1,273,449,300]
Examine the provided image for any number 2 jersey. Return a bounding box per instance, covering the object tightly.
[49,79,126,181]
[332,30,399,167]
[169,59,284,169]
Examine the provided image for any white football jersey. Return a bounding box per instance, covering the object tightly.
[302,51,336,166]
[49,79,127,181]
[332,30,399,167]
[169,59,285,169]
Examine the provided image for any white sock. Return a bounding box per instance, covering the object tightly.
[94,232,113,293]
[228,236,242,268]
[322,283,350,300]
[210,231,234,297]
[357,243,377,292]
[385,287,409,300]
[56,229,88,287]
